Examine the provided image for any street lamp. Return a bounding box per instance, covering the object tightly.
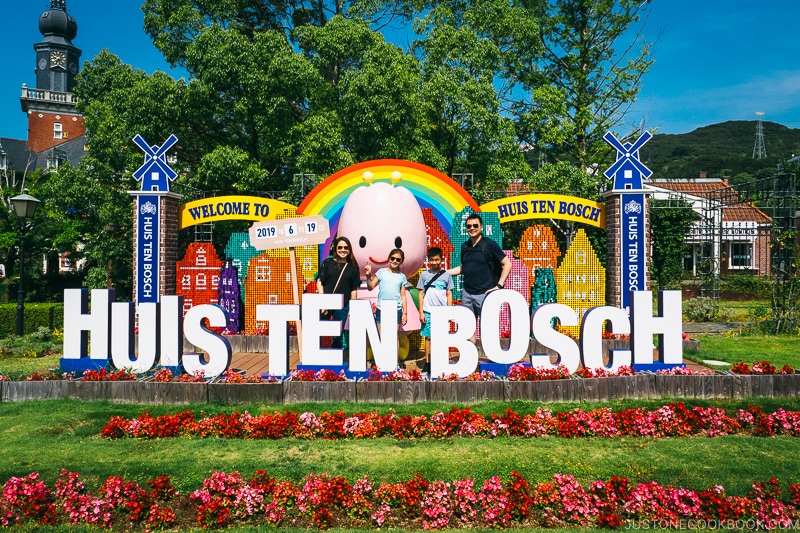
[10,189,41,336]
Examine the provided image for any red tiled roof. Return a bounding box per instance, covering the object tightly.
[722,204,771,224]
[650,179,729,197]
[650,179,771,224]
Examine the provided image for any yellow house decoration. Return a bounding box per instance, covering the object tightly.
[556,228,605,337]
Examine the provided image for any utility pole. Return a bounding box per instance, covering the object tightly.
[753,111,767,159]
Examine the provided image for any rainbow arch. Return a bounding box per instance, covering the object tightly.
[298,159,479,238]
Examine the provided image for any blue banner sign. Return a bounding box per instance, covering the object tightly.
[620,193,646,310]
[137,195,160,303]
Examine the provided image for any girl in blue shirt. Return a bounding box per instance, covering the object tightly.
[364,248,408,333]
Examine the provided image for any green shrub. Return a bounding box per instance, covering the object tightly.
[31,326,52,341]
[720,274,772,298]
[0,303,64,338]
[683,297,732,322]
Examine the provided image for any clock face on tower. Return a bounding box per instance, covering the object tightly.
[50,51,66,68]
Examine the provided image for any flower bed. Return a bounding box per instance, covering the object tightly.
[731,360,796,375]
[3,359,795,384]
[2,469,798,530]
[99,403,800,441]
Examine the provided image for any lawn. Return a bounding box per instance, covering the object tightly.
[2,330,800,530]
[684,334,800,370]
[2,398,800,498]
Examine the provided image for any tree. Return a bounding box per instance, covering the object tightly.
[141,0,415,68]
[45,10,445,292]
[516,0,654,172]
[649,199,696,290]
[0,152,37,276]
[410,2,530,191]
[40,162,134,297]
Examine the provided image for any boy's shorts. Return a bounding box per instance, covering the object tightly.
[420,311,432,337]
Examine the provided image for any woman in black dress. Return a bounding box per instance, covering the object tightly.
[316,236,361,350]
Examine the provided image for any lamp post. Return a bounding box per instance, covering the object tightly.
[10,189,41,336]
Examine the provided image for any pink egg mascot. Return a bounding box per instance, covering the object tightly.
[337,170,427,333]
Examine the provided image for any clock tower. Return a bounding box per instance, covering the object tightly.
[20,0,85,152]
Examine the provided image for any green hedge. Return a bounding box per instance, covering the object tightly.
[720,274,772,298]
[0,303,64,337]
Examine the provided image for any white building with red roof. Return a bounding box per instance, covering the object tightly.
[646,176,771,276]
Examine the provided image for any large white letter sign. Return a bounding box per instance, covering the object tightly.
[110,302,136,369]
[348,300,381,371]
[371,300,399,372]
[480,289,530,364]
[135,302,160,373]
[580,306,631,372]
[301,293,344,366]
[530,303,580,373]
[256,304,300,376]
[631,290,683,365]
[183,304,232,378]
[159,295,183,367]
[430,305,478,378]
[63,288,113,360]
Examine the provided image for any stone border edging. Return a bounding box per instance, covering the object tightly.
[1,374,798,404]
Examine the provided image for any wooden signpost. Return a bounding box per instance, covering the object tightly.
[248,215,330,356]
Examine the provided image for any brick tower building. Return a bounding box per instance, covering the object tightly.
[19,0,85,154]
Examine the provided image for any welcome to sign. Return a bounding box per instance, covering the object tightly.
[179,196,299,228]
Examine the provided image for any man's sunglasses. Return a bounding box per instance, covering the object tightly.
[465,223,479,229]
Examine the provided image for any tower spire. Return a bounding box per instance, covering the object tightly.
[753,111,767,159]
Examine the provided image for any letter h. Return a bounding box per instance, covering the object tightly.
[63,289,114,360]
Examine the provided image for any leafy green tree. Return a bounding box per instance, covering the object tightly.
[411,2,530,190]
[649,199,696,290]
[0,158,34,276]
[517,0,654,172]
[40,161,134,297]
[141,0,415,67]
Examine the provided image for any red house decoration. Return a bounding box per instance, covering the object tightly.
[175,243,224,316]
[420,208,454,271]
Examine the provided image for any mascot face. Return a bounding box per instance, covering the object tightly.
[337,173,427,279]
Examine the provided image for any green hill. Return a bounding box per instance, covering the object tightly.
[641,121,800,186]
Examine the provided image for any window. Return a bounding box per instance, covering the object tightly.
[730,242,752,268]
[46,149,66,169]
[54,123,63,139]
[0,154,7,170]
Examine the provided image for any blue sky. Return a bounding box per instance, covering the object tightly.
[2,1,799,141]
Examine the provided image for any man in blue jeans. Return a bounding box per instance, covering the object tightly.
[448,213,511,342]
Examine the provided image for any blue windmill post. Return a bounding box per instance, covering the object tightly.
[130,134,182,306]
[602,131,652,313]
[132,134,179,192]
